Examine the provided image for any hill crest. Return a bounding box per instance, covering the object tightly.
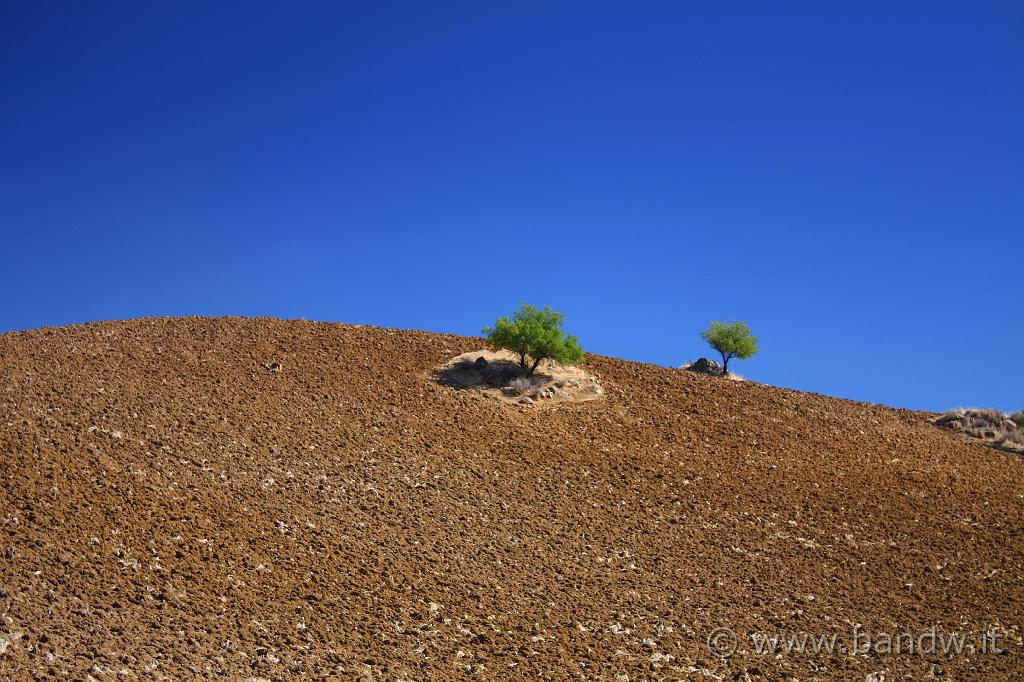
[0,316,1020,679]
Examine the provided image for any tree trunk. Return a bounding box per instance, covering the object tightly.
[529,357,543,376]
[721,353,730,376]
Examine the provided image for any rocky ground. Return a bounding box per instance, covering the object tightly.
[0,317,1021,680]
[932,408,1024,454]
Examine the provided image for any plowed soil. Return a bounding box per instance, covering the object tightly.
[0,317,1021,680]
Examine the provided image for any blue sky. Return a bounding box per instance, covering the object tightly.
[2,2,1021,411]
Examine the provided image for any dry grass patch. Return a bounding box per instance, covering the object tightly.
[934,407,1024,453]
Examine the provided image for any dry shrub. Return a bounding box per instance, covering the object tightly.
[936,408,1005,429]
[937,407,1024,450]
[972,407,1004,423]
[508,376,543,397]
[1001,429,1024,445]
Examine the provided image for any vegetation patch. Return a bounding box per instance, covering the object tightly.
[934,407,1024,453]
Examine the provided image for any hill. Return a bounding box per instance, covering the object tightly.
[0,317,1020,680]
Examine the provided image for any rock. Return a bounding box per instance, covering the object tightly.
[934,411,964,425]
[0,631,20,657]
[520,397,534,405]
[262,362,282,373]
[474,356,488,370]
[686,358,723,376]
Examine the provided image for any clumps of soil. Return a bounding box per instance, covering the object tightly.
[934,407,1024,453]
[435,349,603,405]
[1,317,1023,680]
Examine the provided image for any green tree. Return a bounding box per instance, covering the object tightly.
[701,321,758,375]
[483,304,584,375]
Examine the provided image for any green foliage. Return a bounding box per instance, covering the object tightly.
[1012,412,1024,429]
[483,304,584,375]
[701,320,758,374]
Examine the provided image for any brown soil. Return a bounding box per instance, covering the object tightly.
[0,317,1021,680]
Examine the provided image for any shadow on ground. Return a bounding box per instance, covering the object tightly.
[434,355,548,390]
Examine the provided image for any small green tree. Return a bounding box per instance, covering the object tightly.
[701,320,758,375]
[483,304,584,376]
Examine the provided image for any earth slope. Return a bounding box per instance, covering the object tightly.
[0,317,1020,680]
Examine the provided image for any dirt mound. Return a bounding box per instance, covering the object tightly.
[435,349,603,406]
[0,317,1021,680]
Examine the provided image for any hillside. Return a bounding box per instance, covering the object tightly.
[0,317,1021,680]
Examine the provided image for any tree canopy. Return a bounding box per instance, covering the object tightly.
[701,320,758,375]
[483,304,584,376]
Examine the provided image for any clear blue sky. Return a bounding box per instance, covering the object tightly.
[2,2,1021,412]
